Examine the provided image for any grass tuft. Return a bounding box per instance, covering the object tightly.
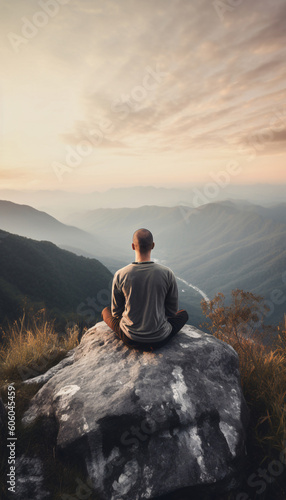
[201,290,286,499]
[0,310,79,383]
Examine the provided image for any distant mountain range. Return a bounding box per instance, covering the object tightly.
[0,198,285,328]
[65,201,286,326]
[0,187,187,219]
[1,184,286,219]
[0,200,104,258]
[0,229,112,328]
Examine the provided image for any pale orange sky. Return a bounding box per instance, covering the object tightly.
[1,0,286,192]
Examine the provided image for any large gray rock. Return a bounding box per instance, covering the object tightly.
[22,321,248,499]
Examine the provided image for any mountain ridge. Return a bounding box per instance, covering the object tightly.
[0,229,112,328]
[1,199,285,327]
[0,200,104,257]
[64,202,286,325]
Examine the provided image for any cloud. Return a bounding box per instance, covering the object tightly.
[1,0,286,188]
[60,130,127,149]
[0,168,31,180]
[54,0,285,156]
[268,129,286,143]
[239,2,286,53]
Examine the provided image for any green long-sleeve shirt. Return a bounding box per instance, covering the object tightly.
[111,261,178,343]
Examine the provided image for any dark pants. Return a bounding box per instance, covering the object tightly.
[101,306,189,351]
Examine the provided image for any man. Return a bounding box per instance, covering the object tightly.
[101,228,188,350]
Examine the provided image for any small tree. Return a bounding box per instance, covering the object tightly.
[201,289,270,349]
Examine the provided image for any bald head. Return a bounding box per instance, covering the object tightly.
[132,228,154,254]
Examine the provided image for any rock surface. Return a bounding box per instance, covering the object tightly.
[22,321,248,499]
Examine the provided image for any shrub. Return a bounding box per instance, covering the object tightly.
[201,290,286,499]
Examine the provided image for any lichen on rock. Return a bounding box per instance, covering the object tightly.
[21,321,249,499]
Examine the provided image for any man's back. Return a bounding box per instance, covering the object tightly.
[102,228,188,349]
[112,261,178,343]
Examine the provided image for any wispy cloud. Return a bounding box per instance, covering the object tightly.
[1,0,286,189]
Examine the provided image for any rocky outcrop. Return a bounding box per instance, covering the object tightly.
[22,321,249,499]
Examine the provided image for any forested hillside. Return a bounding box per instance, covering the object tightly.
[0,230,112,329]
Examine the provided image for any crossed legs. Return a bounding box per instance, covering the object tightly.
[101,306,188,351]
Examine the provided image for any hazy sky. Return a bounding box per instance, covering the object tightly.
[1,0,286,192]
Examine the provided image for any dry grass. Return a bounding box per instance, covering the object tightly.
[0,310,79,383]
[0,311,81,499]
[201,291,286,458]
[217,330,286,455]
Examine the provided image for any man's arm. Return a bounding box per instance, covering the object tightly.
[165,272,178,318]
[111,274,125,318]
